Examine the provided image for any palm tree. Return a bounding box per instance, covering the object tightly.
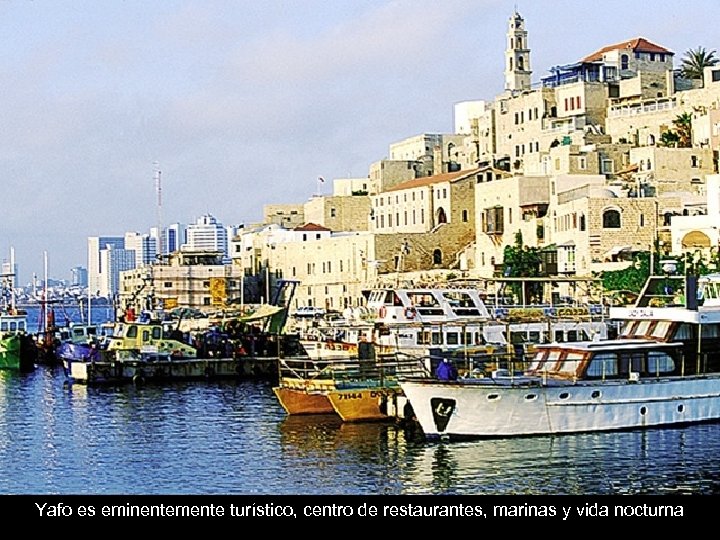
[672,112,693,147]
[681,46,718,82]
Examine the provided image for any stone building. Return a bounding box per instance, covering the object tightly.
[119,249,243,313]
[303,193,370,232]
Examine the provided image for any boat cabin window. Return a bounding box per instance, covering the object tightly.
[431,332,443,345]
[534,350,562,372]
[651,321,671,339]
[701,325,720,338]
[554,330,565,342]
[618,352,644,376]
[635,320,652,337]
[446,332,459,345]
[417,331,431,345]
[567,330,578,341]
[557,352,585,376]
[528,350,546,371]
[620,322,635,337]
[142,329,151,343]
[126,325,138,338]
[647,351,676,375]
[152,327,162,340]
[586,352,619,378]
[674,323,693,340]
[9,322,17,332]
[443,291,483,316]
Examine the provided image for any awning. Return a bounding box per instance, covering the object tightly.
[605,245,631,257]
[616,163,639,175]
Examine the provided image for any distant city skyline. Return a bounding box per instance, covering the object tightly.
[1,0,718,283]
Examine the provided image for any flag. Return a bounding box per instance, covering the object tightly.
[318,176,325,183]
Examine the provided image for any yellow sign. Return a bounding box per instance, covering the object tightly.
[210,278,226,306]
[164,297,178,309]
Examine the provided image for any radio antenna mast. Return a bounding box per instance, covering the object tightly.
[154,162,163,257]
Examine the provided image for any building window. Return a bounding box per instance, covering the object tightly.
[601,159,614,174]
[603,209,621,228]
[433,249,442,265]
[462,210,468,222]
[691,155,700,168]
[621,54,629,70]
[164,281,172,288]
[579,214,586,231]
[330,208,336,217]
[640,214,645,227]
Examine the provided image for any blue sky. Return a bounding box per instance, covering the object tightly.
[1,0,717,284]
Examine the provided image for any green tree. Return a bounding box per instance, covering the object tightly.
[659,130,679,147]
[602,252,651,294]
[681,46,718,81]
[672,112,693,147]
[501,232,543,302]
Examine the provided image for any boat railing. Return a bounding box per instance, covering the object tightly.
[277,353,430,386]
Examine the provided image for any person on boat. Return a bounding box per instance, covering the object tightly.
[436,359,458,381]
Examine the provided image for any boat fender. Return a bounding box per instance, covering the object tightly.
[132,374,145,385]
[378,306,387,318]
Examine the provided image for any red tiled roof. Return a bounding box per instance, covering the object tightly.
[294,223,330,232]
[582,37,673,62]
[384,168,482,192]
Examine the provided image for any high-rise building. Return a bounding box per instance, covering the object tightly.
[87,236,125,297]
[184,214,229,259]
[164,222,187,254]
[70,266,88,287]
[124,232,157,267]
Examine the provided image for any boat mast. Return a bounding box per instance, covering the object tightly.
[9,246,16,312]
[44,250,49,333]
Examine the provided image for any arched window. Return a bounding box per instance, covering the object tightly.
[621,54,629,70]
[603,209,621,228]
[647,134,656,145]
[437,207,448,224]
[518,56,524,70]
[433,249,442,265]
[517,37,522,49]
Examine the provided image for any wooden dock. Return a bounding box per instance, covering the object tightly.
[63,354,294,385]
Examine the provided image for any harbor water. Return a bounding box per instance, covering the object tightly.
[2,365,720,495]
[4,305,720,495]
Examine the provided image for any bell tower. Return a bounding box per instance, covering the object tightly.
[504,10,532,92]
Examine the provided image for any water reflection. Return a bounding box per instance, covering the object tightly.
[2,370,720,494]
[402,425,720,495]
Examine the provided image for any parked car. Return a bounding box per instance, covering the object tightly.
[293,306,326,318]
